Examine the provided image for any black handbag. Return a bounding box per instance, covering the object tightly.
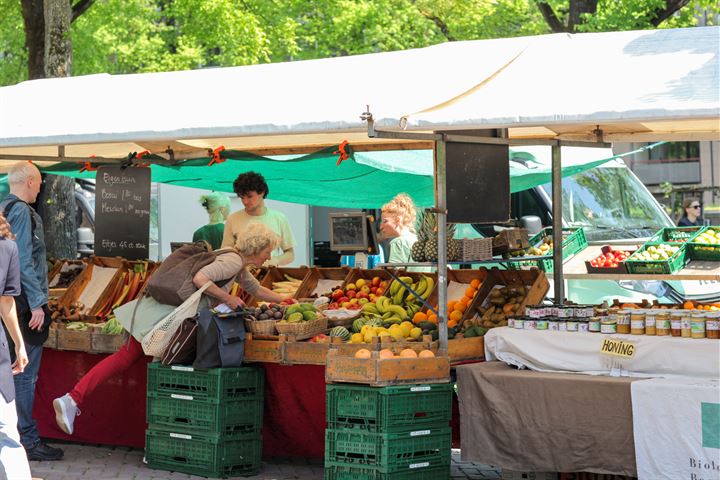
[160,315,198,366]
[193,308,247,369]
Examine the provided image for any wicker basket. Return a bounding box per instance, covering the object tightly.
[275,314,328,341]
[244,317,278,335]
[324,309,362,328]
[460,238,494,261]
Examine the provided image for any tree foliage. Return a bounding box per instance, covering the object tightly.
[0,0,717,87]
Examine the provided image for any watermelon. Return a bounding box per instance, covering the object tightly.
[329,326,351,342]
[352,318,365,333]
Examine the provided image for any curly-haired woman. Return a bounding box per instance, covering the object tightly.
[380,193,418,264]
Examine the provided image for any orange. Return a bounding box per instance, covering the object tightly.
[684,301,695,310]
[418,350,435,358]
[448,319,458,328]
[399,349,418,358]
[449,310,463,322]
[427,313,438,324]
[412,312,428,324]
[453,302,467,313]
[354,349,372,359]
[465,287,476,298]
[378,348,395,359]
[447,300,457,311]
[470,279,481,289]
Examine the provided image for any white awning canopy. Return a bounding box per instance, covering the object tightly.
[0,26,717,161]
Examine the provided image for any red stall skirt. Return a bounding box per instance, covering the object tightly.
[35,350,460,455]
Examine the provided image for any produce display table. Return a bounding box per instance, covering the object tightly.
[456,361,641,477]
[34,350,462,456]
[554,243,720,280]
[485,327,720,379]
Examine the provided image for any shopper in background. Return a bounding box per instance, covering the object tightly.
[222,172,295,266]
[193,192,232,250]
[0,161,63,462]
[380,193,418,264]
[53,223,288,437]
[0,214,31,479]
[678,198,704,226]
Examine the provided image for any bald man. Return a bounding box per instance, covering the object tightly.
[0,162,63,461]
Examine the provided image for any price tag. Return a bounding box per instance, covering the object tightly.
[410,430,431,437]
[171,365,194,372]
[169,433,192,440]
[409,462,430,469]
[171,394,194,401]
[410,386,431,392]
[599,337,637,359]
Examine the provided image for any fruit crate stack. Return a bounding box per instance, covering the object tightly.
[324,382,453,480]
[510,227,588,272]
[145,363,264,478]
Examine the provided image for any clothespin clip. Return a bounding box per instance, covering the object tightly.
[334,140,350,166]
[208,146,226,166]
[79,155,97,173]
[135,150,151,167]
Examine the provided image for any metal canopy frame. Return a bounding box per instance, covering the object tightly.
[363,110,609,352]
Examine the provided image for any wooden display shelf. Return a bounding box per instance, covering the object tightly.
[555,243,720,280]
[243,332,286,363]
[43,325,58,350]
[294,267,351,300]
[325,349,450,386]
[56,325,92,352]
[471,268,549,319]
[248,266,311,305]
[90,331,127,354]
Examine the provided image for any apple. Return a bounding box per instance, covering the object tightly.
[349,298,359,305]
[359,285,370,295]
[309,334,328,343]
[346,283,357,291]
[369,294,377,302]
[348,303,362,310]
[370,286,378,294]
[375,287,384,296]
[328,302,340,310]
[346,290,357,299]
[380,280,388,288]
[331,289,344,300]
[338,296,349,304]
[358,298,369,305]
[371,276,381,287]
[355,279,367,288]
[357,291,368,299]
[341,301,352,308]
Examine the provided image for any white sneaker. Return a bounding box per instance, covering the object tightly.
[53,394,79,435]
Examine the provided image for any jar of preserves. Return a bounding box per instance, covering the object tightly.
[656,311,671,336]
[706,313,720,339]
[617,310,631,334]
[644,310,657,336]
[514,318,525,329]
[630,311,646,335]
[536,318,549,330]
[566,318,578,332]
[524,319,537,330]
[691,312,706,339]
[548,318,559,331]
[670,311,683,337]
[589,317,601,333]
[681,311,693,338]
[601,320,617,334]
[578,318,590,333]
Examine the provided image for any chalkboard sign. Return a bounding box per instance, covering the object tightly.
[94,165,151,260]
[446,141,510,224]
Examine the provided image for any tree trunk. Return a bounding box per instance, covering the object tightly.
[39,0,77,259]
[44,0,72,77]
[37,176,78,260]
[21,0,46,80]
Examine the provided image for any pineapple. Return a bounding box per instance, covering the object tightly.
[414,212,458,262]
[411,210,432,261]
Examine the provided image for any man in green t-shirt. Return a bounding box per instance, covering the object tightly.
[222,172,296,266]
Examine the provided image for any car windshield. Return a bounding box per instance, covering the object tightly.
[540,162,672,240]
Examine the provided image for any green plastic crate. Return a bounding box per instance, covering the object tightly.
[511,227,587,272]
[687,227,720,261]
[325,427,451,473]
[326,383,452,432]
[147,363,264,403]
[625,242,687,274]
[145,429,261,478]
[325,464,450,480]
[147,392,263,438]
[649,226,704,244]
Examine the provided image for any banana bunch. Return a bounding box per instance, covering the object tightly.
[271,275,303,295]
[100,316,125,335]
[387,276,435,305]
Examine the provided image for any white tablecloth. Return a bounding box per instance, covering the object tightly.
[484,327,720,379]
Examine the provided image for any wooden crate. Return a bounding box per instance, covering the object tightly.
[447,336,485,364]
[248,266,310,305]
[56,325,92,352]
[43,325,58,350]
[243,332,286,363]
[325,349,450,386]
[47,260,63,285]
[59,257,127,315]
[90,331,127,354]
[329,334,438,358]
[283,336,345,365]
[470,268,549,327]
[293,267,350,300]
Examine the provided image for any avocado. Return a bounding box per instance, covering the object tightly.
[302,310,317,321]
[418,321,438,331]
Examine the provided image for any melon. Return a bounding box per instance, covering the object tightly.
[329,326,351,342]
[352,318,365,333]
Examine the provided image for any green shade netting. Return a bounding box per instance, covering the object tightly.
[2,143,662,209]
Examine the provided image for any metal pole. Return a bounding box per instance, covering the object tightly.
[436,140,448,353]
[551,144,564,303]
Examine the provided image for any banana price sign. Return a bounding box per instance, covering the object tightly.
[599,337,637,359]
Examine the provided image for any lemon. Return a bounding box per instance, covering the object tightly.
[350,333,364,344]
[410,327,422,340]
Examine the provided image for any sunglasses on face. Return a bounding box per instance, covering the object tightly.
[690,205,701,209]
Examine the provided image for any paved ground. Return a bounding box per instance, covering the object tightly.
[28,443,501,480]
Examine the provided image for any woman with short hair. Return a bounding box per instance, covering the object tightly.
[678,198,704,226]
[53,223,287,436]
